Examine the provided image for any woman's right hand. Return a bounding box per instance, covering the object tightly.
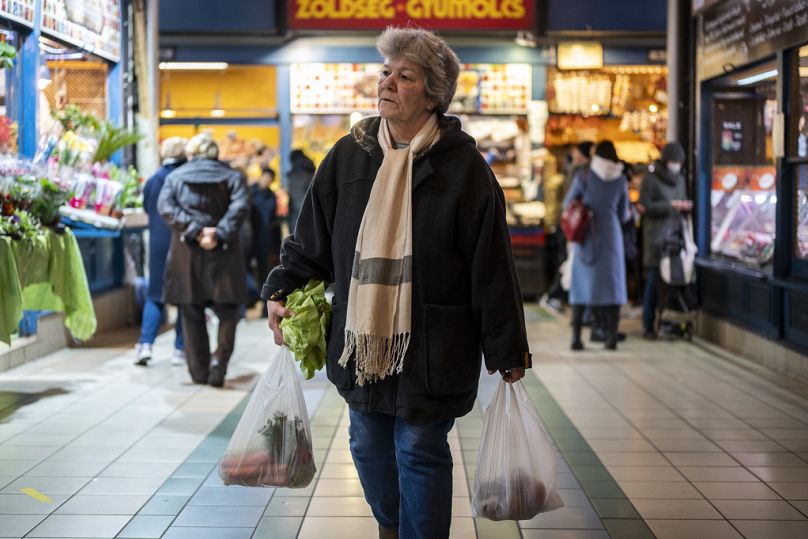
[267,300,294,346]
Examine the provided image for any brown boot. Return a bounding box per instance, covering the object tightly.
[379,525,399,539]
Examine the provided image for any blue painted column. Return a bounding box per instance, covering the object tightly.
[19,0,41,158]
[106,0,124,165]
[277,63,291,187]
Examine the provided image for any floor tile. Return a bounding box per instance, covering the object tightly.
[27,514,131,537]
[263,496,310,517]
[596,452,669,466]
[297,516,378,539]
[162,527,253,539]
[601,518,656,539]
[652,439,722,452]
[693,481,781,500]
[767,482,808,499]
[252,516,303,539]
[731,452,808,467]
[521,530,610,539]
[631,498,723,519]
[664,452,740,467]
[0,514,46,536]
[712,499,807,520]
[606,465,685,482]
[519,506,603,529]
[312,478,365,497]
[55,494,149,515]
[117,515,174,538]
[78,476,165,496]
[1,476,90,496]
[589,497,640,519]
[730,520,808,539]
[0,493,68,514]
[173,504,264,527]
[618,481,703,499]
[156,477,204,496]
[717,440,789,453]
[749,467,808,482]
[100,460,179,478]
[305,496,373,517]
[189,486,273,506]
[138,494,190,515]
[678,466,760,482]
[645,519,743,539]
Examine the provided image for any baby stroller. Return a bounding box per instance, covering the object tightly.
[657,215,698,341]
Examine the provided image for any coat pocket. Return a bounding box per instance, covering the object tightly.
[424,303,482,396]
[326,302,354,390]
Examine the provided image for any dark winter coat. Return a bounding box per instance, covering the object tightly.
[286,152,316,232]
[143,158,185,302]
[158,158,249,305]
[262,115,531,421]
[250,184,279,258]
[639,161,688,269]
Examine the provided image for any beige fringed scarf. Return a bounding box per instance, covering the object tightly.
[338,114,441,385]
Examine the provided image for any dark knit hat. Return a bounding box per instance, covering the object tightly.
[576,141,594,157]
[661,142,686,163]
[594,140,619,163]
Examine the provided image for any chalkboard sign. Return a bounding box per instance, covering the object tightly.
[713,97,766,166]
[697,0,808,79]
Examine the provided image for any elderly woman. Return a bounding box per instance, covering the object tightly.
[158,133,249,387]
[263,27,531,539]
[135,137,187,367]
[564,140,629,351]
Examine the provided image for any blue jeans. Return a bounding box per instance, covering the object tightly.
[348,409,454,539]
[643,268,659,332]
[139,298,184,350]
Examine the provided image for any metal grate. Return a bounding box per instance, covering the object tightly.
[43,60,108,119]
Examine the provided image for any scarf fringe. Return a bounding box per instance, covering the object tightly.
[338,330,410,386]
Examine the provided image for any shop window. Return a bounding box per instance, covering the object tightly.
[797,46,808,158]
[710,64,777,269]
[797,165,808,259]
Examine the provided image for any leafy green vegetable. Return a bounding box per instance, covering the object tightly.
[93,122,142,163]
[0,41,16,70]
[279,280,332,379]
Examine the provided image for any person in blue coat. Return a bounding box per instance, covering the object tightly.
[135,137,187,366]
[564,140,629,351]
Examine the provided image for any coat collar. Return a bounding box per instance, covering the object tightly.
[350,114,474,191]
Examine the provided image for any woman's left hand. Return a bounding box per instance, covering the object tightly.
[488,367,525,383]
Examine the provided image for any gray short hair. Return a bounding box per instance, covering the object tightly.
[376,27,460,114]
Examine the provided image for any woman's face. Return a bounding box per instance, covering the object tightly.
[377,57,435,132]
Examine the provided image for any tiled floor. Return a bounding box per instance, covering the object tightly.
[0,305,807,538]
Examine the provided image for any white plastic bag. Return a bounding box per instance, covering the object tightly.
[218,346,316,488]
[472,380,564,521]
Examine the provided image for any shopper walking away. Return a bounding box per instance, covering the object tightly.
[263,27,531,539]
[286,149,315,234]
[135,137,187,367]
[564,140,629,351]
[637,142,691,340]
[250,167,279,316]
[158,133,249,387]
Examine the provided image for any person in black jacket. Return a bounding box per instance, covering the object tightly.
[135,137,187,366]
[262,27,531,539]
[249,167,279,315]
[158,133,249,387]
[286,149,315,234]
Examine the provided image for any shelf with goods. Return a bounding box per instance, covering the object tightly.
[545,66,668,165]
[0,0,35,28]
[40,0,121,63]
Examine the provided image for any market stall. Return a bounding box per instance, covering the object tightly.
[545,65,668,165]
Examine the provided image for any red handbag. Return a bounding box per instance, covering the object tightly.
[560,197,592,243]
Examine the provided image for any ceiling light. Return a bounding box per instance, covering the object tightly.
[160,91,176,118]
[210,91,225,117]
[737,69,778,85]
[158,62,229,71]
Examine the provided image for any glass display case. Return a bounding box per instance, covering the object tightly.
[710,71,777,269]
[710,165,777,266]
